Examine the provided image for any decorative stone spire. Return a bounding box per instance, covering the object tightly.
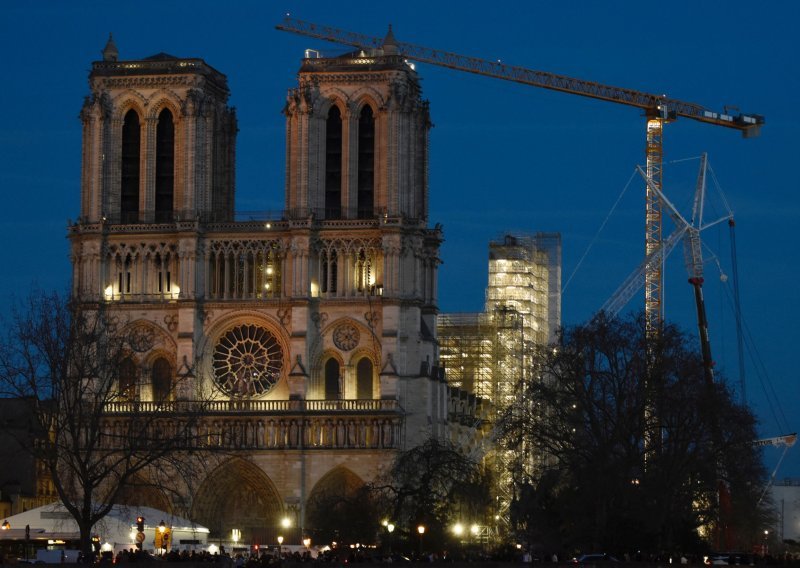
[102,33,118,62]
[382,25,398,55]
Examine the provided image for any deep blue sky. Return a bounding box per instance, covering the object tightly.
[1,2,797,476]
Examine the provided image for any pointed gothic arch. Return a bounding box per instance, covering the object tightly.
[305,466,369,543]
[155,107,175,222]
[357,104,375,218]
[121,108,141,223]
[355,357,374,400]
[151,356,173,402]
[323,357,341,400]
[325,104,343,219]
[191,459,283,542]
[119,356,138,400]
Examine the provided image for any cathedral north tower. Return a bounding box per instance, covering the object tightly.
[79,35,237,227]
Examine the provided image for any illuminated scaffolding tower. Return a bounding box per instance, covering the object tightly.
[438,233,561,524]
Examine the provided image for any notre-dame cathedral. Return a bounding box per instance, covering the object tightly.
[68,34,484,542]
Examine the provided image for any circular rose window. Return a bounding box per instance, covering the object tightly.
[212,324,284,396]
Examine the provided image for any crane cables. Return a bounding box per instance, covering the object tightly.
[562,168,638,295]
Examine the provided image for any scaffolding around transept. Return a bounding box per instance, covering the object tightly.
[437,233,562,528]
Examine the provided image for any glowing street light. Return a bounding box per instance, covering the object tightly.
[417,525,425,556]
[277,535,284,558]
[158,521,166,556]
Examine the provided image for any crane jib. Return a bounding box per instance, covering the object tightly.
[277,17,764,133]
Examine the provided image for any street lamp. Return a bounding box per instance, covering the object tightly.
[417,525,425,557]
[158,521,166,556]
[277,535,284,559]
[763,530,769,556]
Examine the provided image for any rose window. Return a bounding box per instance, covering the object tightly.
[212,324,284,396]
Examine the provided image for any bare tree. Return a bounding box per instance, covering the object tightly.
[499,312,767,555]
[0,290,209,557]
[371,438,492,551]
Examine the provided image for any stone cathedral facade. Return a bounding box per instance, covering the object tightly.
[68,36,484,542]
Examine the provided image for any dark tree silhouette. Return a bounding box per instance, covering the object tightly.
[499,312,768,555]
[371,438,491,552]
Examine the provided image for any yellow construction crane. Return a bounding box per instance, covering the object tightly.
[276,17,764,335]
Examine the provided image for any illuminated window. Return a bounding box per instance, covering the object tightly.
[325,106,342,219]
[154,108,174,222]
[357,105,375,218]
[121,109,140,223]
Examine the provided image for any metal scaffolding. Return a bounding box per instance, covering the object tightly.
[437,233,562,529]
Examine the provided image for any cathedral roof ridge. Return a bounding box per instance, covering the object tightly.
[90,53,229,90]
[143,52,181,61]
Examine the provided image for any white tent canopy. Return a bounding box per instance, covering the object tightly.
[1,502,209,551]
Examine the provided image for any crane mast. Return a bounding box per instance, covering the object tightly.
[276,17,764,333]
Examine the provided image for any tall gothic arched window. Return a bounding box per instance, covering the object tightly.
[324,358,340,400]
[155,108,174,222]
[152,357,172,403]
[325,106,342,219]
[356,358,373,399]
[357,105,375,218]
[121,109,140,223]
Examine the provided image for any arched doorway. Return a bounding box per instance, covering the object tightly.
[191,459,283,544]
[306,467,376,545]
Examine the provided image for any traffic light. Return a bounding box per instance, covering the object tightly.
[136,516,145,533]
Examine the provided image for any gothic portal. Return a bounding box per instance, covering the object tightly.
[68,34,478,542]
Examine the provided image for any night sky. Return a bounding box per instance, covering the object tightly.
[1,2,797,476]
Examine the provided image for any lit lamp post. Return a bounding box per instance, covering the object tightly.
[277,535,284,560]
[763,530,769,556]
[158,521,166,556]
[381,521,395,554]
[303,537,311,556]
[281,516,291,545]
[232,529,240,549]
[417,525,425,557]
